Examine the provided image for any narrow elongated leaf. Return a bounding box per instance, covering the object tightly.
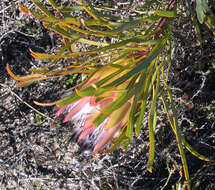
[147,71,160,173]
[155,10,176,18]
[60,22,117,37]
[93,90,133,126]
[58,6,83,12]
[135,75,152,136]
[49,44,70,65]
[56,91,81,106]
[196,0,205,24]
[43,23,81,39]
[30,50,55,60]
[78,0,101,21]
[32,0,55,18]
[78,38,109,47]
[104,38,167,88]
[95,66,127,88]
[182,137,214,162]
[201,0,211,12]
[147,111,155,173]
[60,17,81,26]
[30,68,49,73]
[127,71,146,139]
[161,92,190,190]
[47,0,58,9]
[16,78,43,87]
[40,16,58,22]
[19,4,33,17]
[106,128,127,152]
[187,0,202,44]
[6,64,43,81]
[84,19,108,26]
[121,137,130,150]
[109,16,158,33]
[85,0,110,24]
[83,16,158,36]
[76,86,96,97]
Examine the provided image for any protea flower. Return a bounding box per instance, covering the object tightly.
[56,65,132,154]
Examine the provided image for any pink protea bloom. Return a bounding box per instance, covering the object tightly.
[56,94,131,154]
[56,65,131,153]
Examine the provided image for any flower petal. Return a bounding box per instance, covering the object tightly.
[78,126,94,141]
[63,97,91,122]
[92,123,121,154]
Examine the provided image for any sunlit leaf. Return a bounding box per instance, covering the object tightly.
[18,4,33,17]
[32,0,56,18]
[56,91,81,107]
[104,37,168,88]
[155,10,176,18]
[47,0,58,9]
[106,128,126,152]
[6,64,42,82]
[58,6,83,12]
[30,49,55,60]
[161,91,190,190]
[43,23,81,39]
[60,17,81,26]
[196,0,205,24]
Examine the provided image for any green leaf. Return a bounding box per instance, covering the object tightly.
[35,113,43,124]
[196,0,205,24]
[127,71,146,139]
[104,37,167,88]
[182,137,214,162]
[135,100,147,137]
[56,91,81,106]
[50,44,70,64]
[6,64,44,82]
[109,16,158,33]
[95,66,128,88]
[76,86,96,97]
[161,91,190,190]
[187,0,202,44]
[32,0,56,18]
[147,116,155,173]
[79,0,103,22]
[58,6,83,12]
[93,90,133,127]
[30,50,55,60]
[194,21,202,45]
[47,0,58,9]
[201,0,211,13]
[43,23,81,39]
[40,16,58,23]
[60,17,81,26]
[121,137,130,150]
[155,10,176,18]
[31,68,49,73]
[106,128,127,152]
[147,71,160,173]
[135,73,153,136]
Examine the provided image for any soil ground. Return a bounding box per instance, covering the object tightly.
[0,1,215,190]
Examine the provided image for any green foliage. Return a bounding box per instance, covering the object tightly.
[35,113,43,124]
[8,1,215,189]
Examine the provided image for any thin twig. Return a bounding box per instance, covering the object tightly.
[0,83,54,121]
[191,71,210,100]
